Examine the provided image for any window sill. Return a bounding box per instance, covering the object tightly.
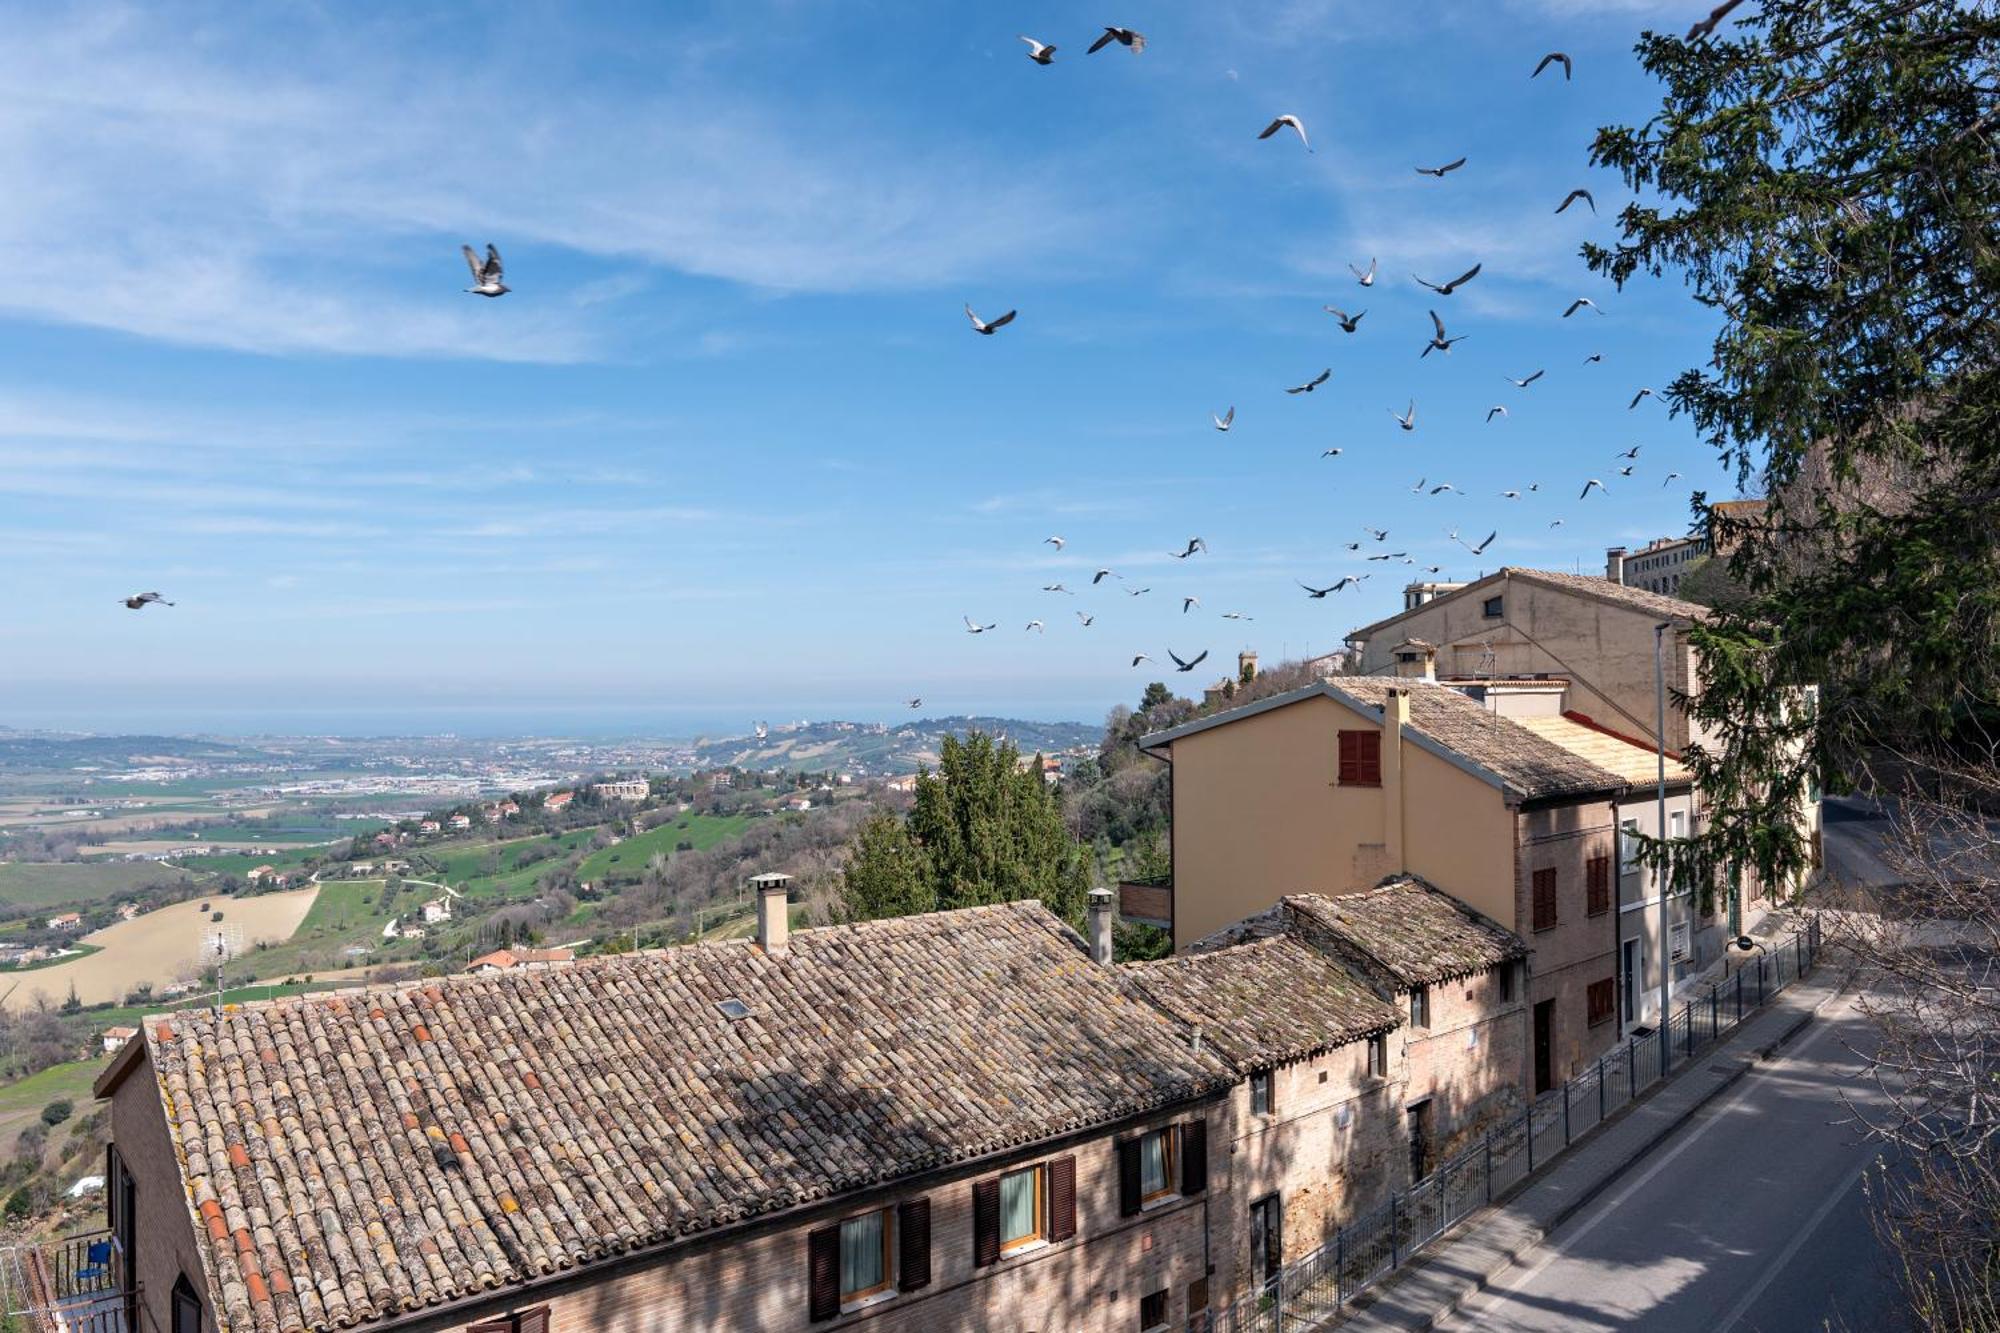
[1140,1193,1183,1214]
[839,1290,898,1316]
[1000,1238,1051,1261]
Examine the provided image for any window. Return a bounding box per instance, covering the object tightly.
[1139,1127,1176,1202]
[1587,977,1616,1027]
[1338,730,1381,786]
[1586,855,1611,916]
[1670,919,1692,963]
[839,1208,892,1302]
[1119,1123,1203,1216]
[1620,819,1642,875]
[1368,1033,1389,1079]
[1532,868,1557,932]
[1483,595,1504,618]
[1409,985,1430,1029]
[171,1277,203,1333]
[1498,961,1516,1003]
[1140,1289,1170,1331]
[976,1159,1073,1265]
[1249,1069,1273,1116]
[999,1166,1043,1252]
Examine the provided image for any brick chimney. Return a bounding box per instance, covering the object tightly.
[1087,887,1114,965]
[1606,546,1628,583]
[750,872,792,955]
[1383,687,1408,872]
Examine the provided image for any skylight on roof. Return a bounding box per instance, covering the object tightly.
[716,998,751,1020]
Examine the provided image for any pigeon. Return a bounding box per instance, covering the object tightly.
[1533,52,1573,80]
[1324,307,1366,333]
[1258,115,1311,151]
[1614,445,1642,459]
[1628,387,1656,409]
[1562,298,1603,318]
[1213,406,1235,432]
[1579,478,1607,498]
[965,304,1017,335]
[1127,586,1153,596]
[1486,406,1509,423]
[1221,611,1253,621]
[1286,368,1332,394]
[461,244,508,297]
[1349,259,1378,287]
[1688,0,1745,41]
[1422,310,1467,358]
[1555,188,1596,215]
[1299,579,1360,598]
[1077,611,1096,627]
[120,591,174,610]
[1390,401,1417,431]
[1025,620,1045,633]
[1044,535,1066,549]
[1168,649,1209,673]
[1416,157,1469,178]
[1042,583,1073,594]
[1507,370,1546,387]
[1182,596,1201,614]
[1662,472,1683,486]
[1415,264,1482,296]
[964,616,998,633]
[907,697,923,709]
[1170,538,1207,559]
[1087,26,1146,54]
[1020,35,1057,64]
[1583,353,1604,364]
[1459,530,1498,555]
[1131,654,1155,667]
[1092,568,1119,584]
[1321,447,1344,457]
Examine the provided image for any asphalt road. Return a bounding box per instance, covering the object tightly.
[1442,990,1907,1333]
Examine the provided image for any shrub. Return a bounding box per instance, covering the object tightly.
[3,1189,31,1219]
[38,1101,71,1128]
[210,911,224,922]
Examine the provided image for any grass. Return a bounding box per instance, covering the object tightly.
[0,944,102,974]
[0,1060,103,1117]
[170,848,321,877]
[87,979,351,1029]
[422,830,598,901]
[0,862,190,911]
[575,814,751,885]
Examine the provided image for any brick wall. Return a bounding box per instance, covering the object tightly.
[109,1042,218,1333]
[1400,966,1527,1162]
[1516,801,1622,1085]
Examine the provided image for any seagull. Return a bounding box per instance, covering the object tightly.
[1170,538,1207,559]
[1614,445,1642,459]
[120,591,174,609]
[1533,52,1573,80]
[461,244,508,297]
[1365,527,1390,541]
[1429,483,1459,495]
[1486,406,1509,423]
[1500,489,1521,499]
[1580,478,1607,499]
[907,697,923,709]
[1168,649,1209,673]
[1044,535,1066,549]
[1556,188,1596,215]
[1131,654,1155,667]
[1617,465,1636,477]
[1688,0,1745,41]
[1507,370,1546,387]
[1562,297,1603,318]
[965,304,1017,335]
[1422,310,1467,357]
[1213,406,1235,432]
[1390,401,1417,431]
[1025,620,1045,633]
[1416,157,1468,178]
[1043,583,1073,594]
[1092,568,1119,584]
[1020,35,1057,64]
[1629,387,1656,409]
[1344,542,1362,551]
[1349,258,1378,287]
[1182,596,1201,614]
[1424,565,1445,575]
[1087,26,1146,53]
[1076,611,1095,627]
[1299,579,1359,598]
[1459,530,1498,555]
[1410,477,1429,495]
[1221,611,1253,621]
[1550,518,1566,529]
[1366,552,1402,562]
[1529,482,1541,492]
[1258,115,1311,151]
[1127,586,1152,596]
[964,616,998,633]
[1662,472,1683,486]
[1583,352,1604,364]
[1324,306,1366,333]
[1286,368,1332,394]
[1415,264,1482,296]
[1321,447,1344,457]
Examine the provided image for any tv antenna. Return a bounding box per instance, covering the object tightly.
[201,924,245,1015]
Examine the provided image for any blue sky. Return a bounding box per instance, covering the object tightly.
[0,0,1743,735]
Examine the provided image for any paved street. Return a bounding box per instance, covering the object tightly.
[1441,990,1905,1333]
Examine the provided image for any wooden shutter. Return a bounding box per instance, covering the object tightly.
[898,1197,932,1291]
[972,1177,1001,1267]
[807,1224,841,1321]
[1337,731,1382,787]
[1047,1156,1077,1242]
[515,1309,552,1333]
[1586,857,1611,916]
[104,1144,119,1233]
[464,1322,511,1333]
[1180,1119,1208,1196]
[1117,1137,1143,1217]
[1532,868,1557,931]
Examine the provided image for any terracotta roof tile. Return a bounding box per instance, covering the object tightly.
[1334,679,1628,799]
[1284,879,1527,988]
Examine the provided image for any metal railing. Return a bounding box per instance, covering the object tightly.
[0,1230,132,1332]
[1190,917,1823,1332]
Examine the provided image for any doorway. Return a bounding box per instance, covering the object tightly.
[1533,999,1555,1094]
[1249,1193,1283,1289]
[1407,1098,1434,1182]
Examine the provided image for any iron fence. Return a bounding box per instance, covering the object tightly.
[0,1229,132,1332]
[1189,917,1822,1332]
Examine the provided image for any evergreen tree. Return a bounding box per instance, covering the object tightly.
[840,812,933,920]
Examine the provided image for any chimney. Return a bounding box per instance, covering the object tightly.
[1391,639,1436,682]
[750,872,792,955]
[1087,887,1115,965]
[1606,546,1628,584]
[1383,687,1408,873]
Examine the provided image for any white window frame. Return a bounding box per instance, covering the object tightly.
[1619,818,1642,876]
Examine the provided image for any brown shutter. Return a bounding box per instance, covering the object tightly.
[1359,732,1381,786]
[807,1225,841,1321]
[515,1309,552,1333]
[1117,1138,1143,1217]
[104,1144,118,1233]
[1586,857,1611,916]
[1047,1156,1077,1242]
[898,1197,932,1291]
[1338,731,1359,784]
[972,1177,1001,1267]
[1180,1119,1208,1196]
[464,1322,511,1333]
[1532,868,1558,931]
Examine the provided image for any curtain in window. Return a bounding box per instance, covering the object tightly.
[1139,1132,1168,1197]
[1000,1168,1038,1243]
[839,1211,884,1296]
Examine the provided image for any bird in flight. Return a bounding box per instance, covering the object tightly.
[1507,370,1546,387]
[1550,518,1566,529]
[1025,620,1045,633]
[1562,298,1603,318]
[1042,583,1073,594]
[1410,477,1429,495]
[1213,406,1235,432]
[1556,189,1596,215]
[1127,586,1152,597]
[1299,578,1359,598]
[1500,489,1521,499]
[964,616,997,633]
[1344,542,1362,551]
[1616,465,1636,478]
[1429,483,1460,495]
[1688,0,1745,41]
[1662,472,1683,486]
[461,244,508,297]
[1390,401,1417,431]
[1020,35,1057,64]
[1170,537,1207,559]
[1533,52,1572,80]
[1321,447,1344,457]
[1486,406,1509,423]
[1365,527,1390,541]
[1092,568,1119,584]
[1221,611,1253,621]
[1349,258,1378,287]
[1131,654,1155,667]
[1458,530,1498,555]
[1416,157,1468,178]
[907,697,923,709]
[1415,264,1481,296]
[1182,596,1201,614]
[965,304,1017,335]
[121,591,174,610]
[1422,310,1467,358]
[1365,552,1400,562]
[1076,611,1095,627]
[1614,445,1642,459]
[1629,387,1656,409]
[1324,306,1366,333]
[1169,649,1209,673]
[1583,352,1604,364]
[1286,368,1332,394]
[1579,478,1607,498]
[1258,115,1311,151]
[1044,535,1066,549]
[1088,26,1146,53]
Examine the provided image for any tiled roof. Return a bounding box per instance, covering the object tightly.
[1510,713,1692,786]
[144,902,1231,1333]
[1348,567,1707,640]
[1285,879,1527,988]
[1334,679,1629,800]
[1126,932,1401,1072]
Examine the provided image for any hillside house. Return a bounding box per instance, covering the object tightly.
[545,790,575,812]
[46,912,81,932]
[448,813,472,831]
[417,820,440,835]
[116,903,140,922]
[465,947,576,973]
[348,862,374,877]
[593,779,650,802]
[421,898,452,925]
[100,1025,138,1055]
[784,795,814,812]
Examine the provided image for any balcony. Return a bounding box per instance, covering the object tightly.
[0,1230,132,1333]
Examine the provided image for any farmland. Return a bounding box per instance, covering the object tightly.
[576,814,751,885]
[420,829,598,900]
[0,862,191,912]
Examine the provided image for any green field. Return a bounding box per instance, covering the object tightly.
[86,978,352,1029]
[170,847,322,877]
[0,862,191,911]
[0,1059,104,1117]
[423,830,598,900]
[576,814,751,884]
